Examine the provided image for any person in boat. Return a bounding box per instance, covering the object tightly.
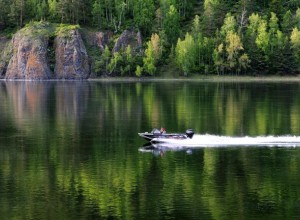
[160,127,166,134]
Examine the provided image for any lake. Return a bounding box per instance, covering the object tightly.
[1,80,300,219]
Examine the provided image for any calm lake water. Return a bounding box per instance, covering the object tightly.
[1,80,300,219]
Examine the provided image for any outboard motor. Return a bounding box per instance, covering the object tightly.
[186,129,194,139]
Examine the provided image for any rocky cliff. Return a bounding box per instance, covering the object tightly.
[54,29,90,79]
[112,30,143,54]
[1,22,91,80]
[0,22,144,79]
[5,32,52,80]
[95,31,114,51]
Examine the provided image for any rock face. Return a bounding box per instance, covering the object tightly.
[0,23,144,79]
[5,33,52,80]
[95,31,113,51]
[54,29,90,79]
[81,30,113,52]
[112,30,142,54]
[1,23,91,80]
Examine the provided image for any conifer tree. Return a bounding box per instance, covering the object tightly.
[163,5,180,47]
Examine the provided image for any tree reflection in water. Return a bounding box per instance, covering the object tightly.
[0,81,300,219]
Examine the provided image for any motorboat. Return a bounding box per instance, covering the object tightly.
[138,128,194,142]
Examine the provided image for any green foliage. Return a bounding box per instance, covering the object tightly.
[141,33,163,76]
[163,5,180,47]
[55,24,80,38]
[20,21,55,38]
[282,10,294,34]
[143,41,156,75]
[133,0,155,34]
[291,27,300,70]
[226,31,249,73]
[213,43,225,75]
[2,0,300,76]
[92,0,103,28]
[108,52,122,74]
[202,0,221,36]
[220,13,237,37]
[175,33,196,76]
[255,18,269,53]
[135,65,142,77]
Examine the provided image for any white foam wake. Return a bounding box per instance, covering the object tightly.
[151,134,300,147]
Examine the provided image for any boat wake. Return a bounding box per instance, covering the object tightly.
[150,134,300,147]
[139,134,300,154]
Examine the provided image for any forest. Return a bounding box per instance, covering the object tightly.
[1,0,300,76]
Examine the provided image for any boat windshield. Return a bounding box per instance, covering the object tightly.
[151,128,161,134]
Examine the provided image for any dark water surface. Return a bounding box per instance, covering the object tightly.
[1,81,300,219]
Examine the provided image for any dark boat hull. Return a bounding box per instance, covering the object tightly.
[138,132,187,141]
[138,128,194,142]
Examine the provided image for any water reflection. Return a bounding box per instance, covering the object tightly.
[2,81,300,137]
[139,143,194,157]
[1,81,300,219]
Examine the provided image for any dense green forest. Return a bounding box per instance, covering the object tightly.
[2,0,300,76]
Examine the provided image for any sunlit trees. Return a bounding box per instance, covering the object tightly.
[135,65,142,77]
[213,43,225,75]
[220,13,237,37]
[143,41,156,75]
[176,13,249,75]
[142,33,163,76]
[226,32,244,70]
[245,12,289,74]
[108,52,121,74]
[213,13,249,74]
[175,33,196,76]
[150,33,163,62]
[290,27,300,71]
[105,45,137,76]
[123,45,134,75]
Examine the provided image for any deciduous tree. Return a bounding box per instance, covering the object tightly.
[175,33,196,76]
[143,40,156,75]
[290,27,300,70]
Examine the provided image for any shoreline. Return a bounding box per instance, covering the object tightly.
[1,75,300,83]
[88,75,300,83]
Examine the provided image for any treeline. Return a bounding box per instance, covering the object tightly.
[0,0,194,33]
[2,0,300,75]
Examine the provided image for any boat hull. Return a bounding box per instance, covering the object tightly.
[138,132,187,141]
